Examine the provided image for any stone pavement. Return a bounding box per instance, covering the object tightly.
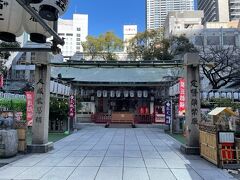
[0,127,236,180]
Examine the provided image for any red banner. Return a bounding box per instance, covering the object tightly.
[0,75,3,88]
[69,95,75,119]
[178,78,186,116]
[25,91,34,126]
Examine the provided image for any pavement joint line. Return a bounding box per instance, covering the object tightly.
[144,128,178,180]
[0,127,236,180]
[93,129,117,180]
[134,128,151,180]
[122,128,126,180]
[58,130,103,180]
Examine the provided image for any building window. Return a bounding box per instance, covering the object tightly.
[207,36,220,46]
[77,38,81,41]
[195,36,204,46]
[66,33,73,36]
[77,27,81,31]
[77,34,81,37]
[223,36,235,46]
[76,42,81,45]
[58,33,65,36]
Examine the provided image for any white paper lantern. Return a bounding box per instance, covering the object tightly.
[215,92,220,98]
[50,81,54,92]
[233,92,239,100]
[116,90,121,98]
[53,82,57,93]
[221,92,227,98]
[103,90,108,97]
[130,90,134,97]
[124,90,129,98]
[23,4,53,43]
[201,92,207,100]
[38,0,70,21]
[137,91,142,98]
[227,92,232,99]
[209,92,214,98]
[143,90,148,98]
[97,90,102,98]
[110,90,115,97]
[0,0,24,42]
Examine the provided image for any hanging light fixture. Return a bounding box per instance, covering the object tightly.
[37,0,70,21]
[23,4,53,43]
[0,0,24,42]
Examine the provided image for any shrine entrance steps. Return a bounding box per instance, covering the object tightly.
[106,123,135,128]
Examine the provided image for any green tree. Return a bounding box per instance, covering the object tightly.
[127,29,173,61]
[82,32,123,61]
[127,31,197,61]
[82,36,102,60]
[99,32,123,60]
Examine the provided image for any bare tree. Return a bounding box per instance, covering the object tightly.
[199,45,240,90]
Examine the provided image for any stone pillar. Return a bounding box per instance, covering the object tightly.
[28,52,53,153]
[180,53,201,155]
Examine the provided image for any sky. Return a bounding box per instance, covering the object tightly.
[62,0,145,38]
[62,0,198,39]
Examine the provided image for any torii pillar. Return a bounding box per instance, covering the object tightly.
[28,52,53,153]
[180,53,201,155]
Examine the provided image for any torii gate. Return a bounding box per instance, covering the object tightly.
[0,0,201,153]
[27,53,201,153]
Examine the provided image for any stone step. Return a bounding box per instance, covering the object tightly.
[108,123,134,128]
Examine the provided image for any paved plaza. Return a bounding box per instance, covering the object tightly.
[0,127,236,180]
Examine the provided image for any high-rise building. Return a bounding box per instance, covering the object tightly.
[146,0,194,30]
[198,0,240,23]
[58,14,88,57]
[229,0,240,20]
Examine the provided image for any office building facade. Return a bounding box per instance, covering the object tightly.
[58,14,88,57]
[198,0,240,23]
[146,0,194,29]
[123,25,138,52]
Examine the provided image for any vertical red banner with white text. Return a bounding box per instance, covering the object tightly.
[25,91,34,126]
[178,78,185,116]
[0,75,3,88]
[69,95,75,119]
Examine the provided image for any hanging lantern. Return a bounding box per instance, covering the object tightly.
[110,90,115,98]
[0,0,24,42]
[116,90,121,98]
[38,0,70,21]
[215,92,220,98]
[130,90,134,97]
[97,90,102,98]
[143,90,148,98]
[50,81,54,92]
[103,90,108,97]
[137,91,142,98]
[23,4,53,43]
[124,90,129,98]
